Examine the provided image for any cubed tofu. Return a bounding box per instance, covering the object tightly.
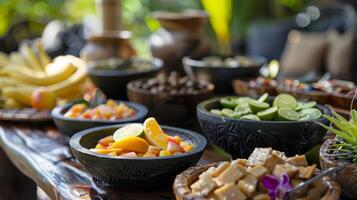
[287,155,308,167]
[214,164,247,186]
[191,174,217,197]
[211,162,230,177]
[247,148,272,166]
[214,183,247,200]
[237,174,258,197]
[264,153,286,172]
[272,150,287,160]
[294,165,316,179]
[252,193,271,200]
[273,163,298,177]
[232,159,247,167]
[247,165,269,178]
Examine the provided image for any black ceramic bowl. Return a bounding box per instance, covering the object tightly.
[183,55,267,94]
[70,124,207,188]
[52,101,148,136]
[197,97,331,158]
[88,58,163,99]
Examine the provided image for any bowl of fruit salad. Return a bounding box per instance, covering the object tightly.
[52,99,148,136]
[174,148,340,200]
[70,117,207,188]
[197,93,331,158]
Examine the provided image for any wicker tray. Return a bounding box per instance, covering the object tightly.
[320,138,357,199]
[174,163,341,200]
[0,109,51,122]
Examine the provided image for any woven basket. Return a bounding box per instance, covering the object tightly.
[174,163,341,200]
[320,138,357,199]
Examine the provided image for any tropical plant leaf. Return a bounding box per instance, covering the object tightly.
[317,122,355,145]
[323,115,354,138]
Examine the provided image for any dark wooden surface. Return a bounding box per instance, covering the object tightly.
[0,122,229,200]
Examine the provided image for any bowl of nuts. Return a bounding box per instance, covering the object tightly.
[127,72,214,124]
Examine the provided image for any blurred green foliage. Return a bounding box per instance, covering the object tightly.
[0,0,311,55]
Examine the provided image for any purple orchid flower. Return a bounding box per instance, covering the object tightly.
[261,173,292,200]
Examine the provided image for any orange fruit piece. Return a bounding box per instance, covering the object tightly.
[143,117,169,149]
[90,148,123,154]
[112,136,149,153]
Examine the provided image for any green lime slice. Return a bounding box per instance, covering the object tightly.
[273,94,297,109]
[258,93,268,102]
[294,102,303,111]
[240,114,261,121]
[113,123,144,141]
[298,115,311,121]
[257,106,278,121]
[234,105,251,119]
[299,108,322,120]
[248,100,270,113]
[277,108,300,121]
[235,97,252,105]
[221,108,236,118]
[210,109,222,116]
[300,101,317,110]
[220,98,237,109]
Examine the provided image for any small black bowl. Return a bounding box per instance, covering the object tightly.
[88,58,163,99]
[183,55,267,94]
[52,101,148,136]
[70,124,207,188]
[197,97,331,158]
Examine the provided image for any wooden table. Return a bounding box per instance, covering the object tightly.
[0,122,229,200]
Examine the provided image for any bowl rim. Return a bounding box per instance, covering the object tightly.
[197,96,331,124]
[88,57,163,77]
[51,100,148,124]
[127,78,215,97]
[70,124,207,161]
[182,55,267,69]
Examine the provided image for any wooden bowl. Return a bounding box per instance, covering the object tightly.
[197,97,331,158]
[173,163,341,200]
[52,101,148,136]
[88,58,163,99]
[320,138,357,199]
[328,93,357,110]
[232,80,277,97]
[183,55,266,94]
[277,88,331,105]
[127,78,214,124]
[70,124,207,188]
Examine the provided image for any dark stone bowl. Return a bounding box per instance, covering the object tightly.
[183,55,267,94]
[52,101,148,136]
[88,58,163,99]
[197,97,331,158]
[70,124,207,188]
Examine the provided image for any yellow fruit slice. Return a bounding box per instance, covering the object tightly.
[111,136,149,153]
[90,148,123,154]
[143,117,169,149]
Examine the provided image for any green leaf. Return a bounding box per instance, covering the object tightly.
[323,115,354,138]
[351,110,357,127]
[317,122,355,145]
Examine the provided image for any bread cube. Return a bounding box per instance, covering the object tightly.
[237,174,258,197]
[214,164,246,186]
[247,165,269,178]
[214,183,247,200]
[273,163,298,177]
[287,155,308,167]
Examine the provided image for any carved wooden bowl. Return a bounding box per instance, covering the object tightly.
[320,138,357,199]
[70,124,207,188]
[173,163,341,200]
[197,97,331,158]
